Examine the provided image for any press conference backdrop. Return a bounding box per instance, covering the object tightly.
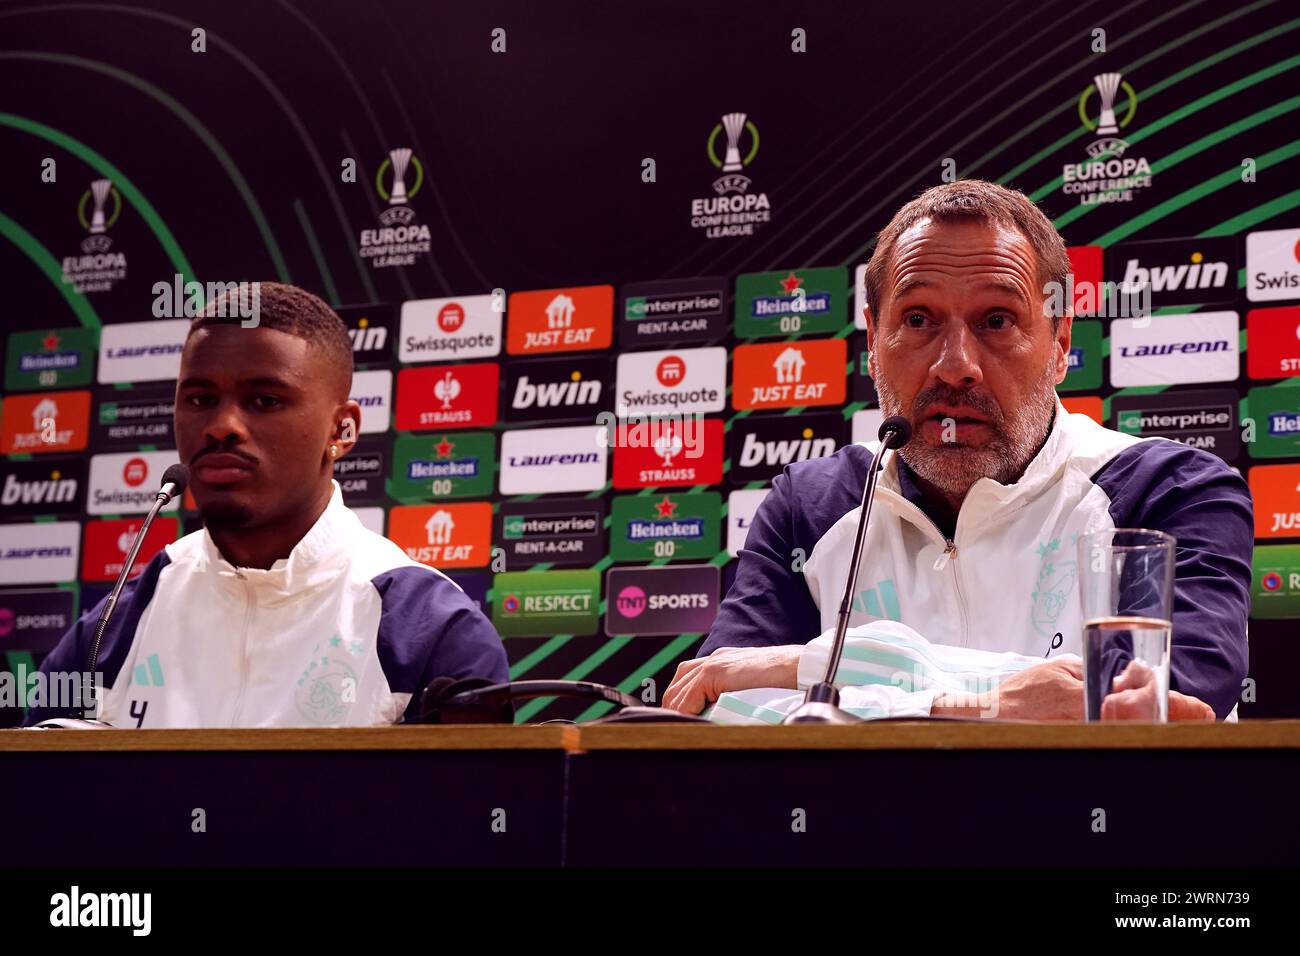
[1,0,1298,724]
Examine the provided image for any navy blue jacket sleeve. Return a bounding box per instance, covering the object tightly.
[371,567,509,722]
[1092,440,1253,719]
[699,470,829,656]
[21,551,169,726]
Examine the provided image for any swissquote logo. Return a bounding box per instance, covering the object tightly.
[1246,228,1300,302]
[87,451,182,515]
[97,320,188,384]
[1109,312,1239,387]
[64,178,128,293]
[349,369,393,434]
[359,147,431,268]
[499,424,608,495]
[1061,72,1152,206]
[614,347,726,416]
[690,112,772,239]
[0,521,80,585]
[399,295,502,362]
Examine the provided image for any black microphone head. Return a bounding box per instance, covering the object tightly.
[161,463,189,497]
[878,415,912,449]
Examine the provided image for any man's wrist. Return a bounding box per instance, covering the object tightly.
[930,691,987,719]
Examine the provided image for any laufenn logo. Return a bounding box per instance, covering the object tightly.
[49,885,151,936]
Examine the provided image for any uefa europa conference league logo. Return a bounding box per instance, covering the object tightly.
[1061,72,1153,207]
[359,147,432,268]
[689,112,773,239]
[63,178,127,293]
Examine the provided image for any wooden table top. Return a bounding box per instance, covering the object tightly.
[3,720,1300,752]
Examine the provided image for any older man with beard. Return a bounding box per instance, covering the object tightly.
[664,180,1252,722]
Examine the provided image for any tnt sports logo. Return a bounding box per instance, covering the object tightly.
[615,585,646,618]
[657,355,684,386]
[690,112,772,239]
[731,339,847,410]
[1246,228,1300,302]
[1061,72,1152,206]
[1246,307,1300,379]
[0,390,90,455]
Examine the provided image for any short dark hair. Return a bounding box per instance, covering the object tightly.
[862,180,1070,329]
[189,282,354,396]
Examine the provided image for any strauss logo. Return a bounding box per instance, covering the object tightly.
[433,371,461,410]
[653,422,683,467]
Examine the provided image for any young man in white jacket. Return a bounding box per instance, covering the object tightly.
[665,181,1250,722]
[27,283,506,728]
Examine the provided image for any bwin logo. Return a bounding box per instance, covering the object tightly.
[738,429,834,468]
[512,372,601,409]
[348,323,388,353]
[1,471,77,507]
[1121,251,1229,294]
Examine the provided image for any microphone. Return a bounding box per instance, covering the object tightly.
[784,416,911,725]
[35,464,189,728]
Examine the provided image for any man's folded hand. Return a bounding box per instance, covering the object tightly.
[663,646,802,715]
